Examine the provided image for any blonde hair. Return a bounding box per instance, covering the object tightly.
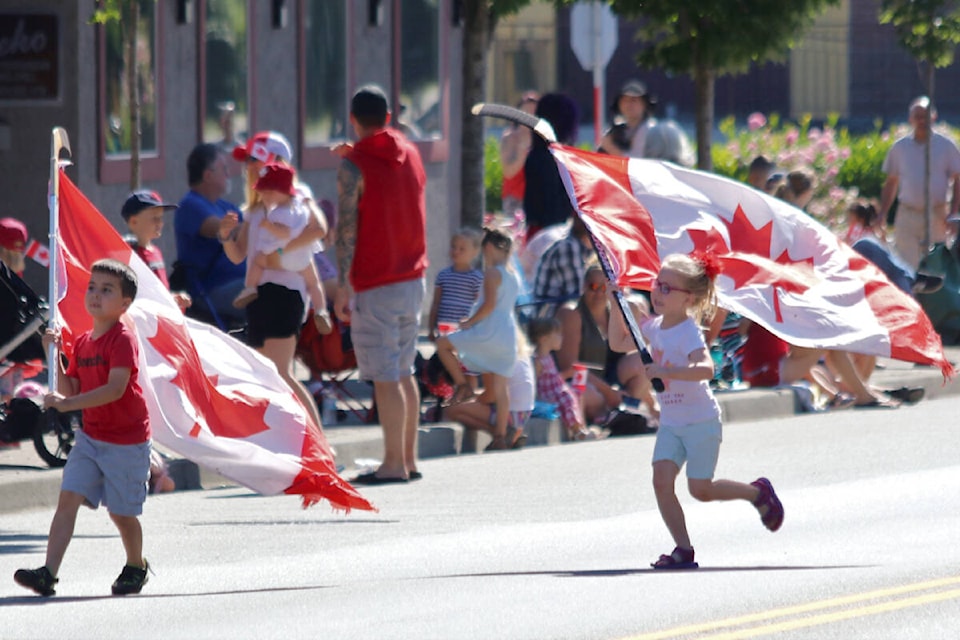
[660,253,717,323]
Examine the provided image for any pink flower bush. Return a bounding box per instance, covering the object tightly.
[747,112,767,131]
[709,112,956,231]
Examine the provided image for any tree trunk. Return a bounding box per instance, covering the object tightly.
[127,0,141,190]
[693,64,715,172]
[460,0,490,229]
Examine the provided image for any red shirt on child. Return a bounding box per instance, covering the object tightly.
[65,321,150,445]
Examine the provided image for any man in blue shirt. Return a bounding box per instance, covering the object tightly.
[174,143,246,327]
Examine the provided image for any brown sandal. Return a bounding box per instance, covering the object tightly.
[314,310,333,335]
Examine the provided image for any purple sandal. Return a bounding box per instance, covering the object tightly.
[751,477,784,532]
[651,546,698,570]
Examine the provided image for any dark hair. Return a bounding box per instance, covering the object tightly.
[91,258,138,300]
[527,317,561,344]
[482,227,513,253]
[749,155,775,173]
[535,93,579,145]
[848,199,879,228]
[187,143,221,186]
[351,84,389,128]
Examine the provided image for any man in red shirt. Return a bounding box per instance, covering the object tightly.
[334,85,428,484]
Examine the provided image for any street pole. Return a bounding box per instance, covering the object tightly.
[591,1,604,148]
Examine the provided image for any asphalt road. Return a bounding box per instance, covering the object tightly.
[1,397,958,639]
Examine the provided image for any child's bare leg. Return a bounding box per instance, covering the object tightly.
[245,253,269,290]
[300,261,327,312]
[109,512,144,568]
[652,460,692,549]
[436,337,474,404]
[44,490,86,575]
[687,478,759,503]
[491,374,509,438]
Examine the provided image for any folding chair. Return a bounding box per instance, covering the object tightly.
[296,310,376,424]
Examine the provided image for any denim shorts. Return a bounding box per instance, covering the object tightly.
[352,278,425,381]
[651,417,722,480]
[61,431,151,516]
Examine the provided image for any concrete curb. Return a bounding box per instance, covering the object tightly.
[2,355,956,514]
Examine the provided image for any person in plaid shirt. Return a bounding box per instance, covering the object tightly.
[532,216,594,313]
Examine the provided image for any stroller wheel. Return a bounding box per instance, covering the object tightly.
[33,409,77,468]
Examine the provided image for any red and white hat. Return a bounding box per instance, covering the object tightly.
[0,217,27,252]
[232,131,293,164]
[254,163,297,196]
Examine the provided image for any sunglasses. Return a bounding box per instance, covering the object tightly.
[652,279,691,295]
[586,282,606,292]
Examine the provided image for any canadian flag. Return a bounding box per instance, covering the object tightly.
[54,170,375,511]
[25,239,50,267]
[550,146,954,377]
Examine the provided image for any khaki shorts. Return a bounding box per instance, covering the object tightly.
[352,278,425,381]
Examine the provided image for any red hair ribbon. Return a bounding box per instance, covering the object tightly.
[691,250,721,280]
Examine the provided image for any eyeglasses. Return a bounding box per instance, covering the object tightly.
[586,282,606,292]
[652,279,691,295]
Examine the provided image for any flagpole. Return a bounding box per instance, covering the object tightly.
[583,225,665,392]
[47,127,71,390]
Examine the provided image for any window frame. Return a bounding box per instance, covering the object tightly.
[96,1,165,184]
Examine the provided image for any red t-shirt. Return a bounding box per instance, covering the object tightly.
[345,128,428,293]
[133,243,170,288]
[739,324,791,388]
[501,170,525,201]
[65,320,150,445]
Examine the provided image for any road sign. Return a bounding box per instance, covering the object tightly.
[570,2,617,70]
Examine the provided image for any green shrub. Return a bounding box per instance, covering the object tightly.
[484,136,503,214]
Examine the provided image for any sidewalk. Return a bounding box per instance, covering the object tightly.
[2,347,957,514]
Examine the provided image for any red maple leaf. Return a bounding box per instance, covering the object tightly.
[725,204,774,256]
[147,315,271,439]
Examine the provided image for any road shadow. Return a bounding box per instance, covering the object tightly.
[0,532,116,557]
[1,583,332,605]
[435,564,870,580]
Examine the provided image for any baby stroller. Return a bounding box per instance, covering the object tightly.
[0,262,78,467]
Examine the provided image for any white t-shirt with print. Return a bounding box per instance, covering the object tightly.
[642,315,721,428]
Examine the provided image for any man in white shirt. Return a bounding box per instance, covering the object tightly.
[879,96,960,270]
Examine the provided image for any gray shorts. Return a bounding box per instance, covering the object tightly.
[651,417,722,480]
[61,431,151,516]
[352,278,425,381]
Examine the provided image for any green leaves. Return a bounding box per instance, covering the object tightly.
[880,0,960,69]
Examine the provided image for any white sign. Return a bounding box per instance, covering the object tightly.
[570,2,618,70]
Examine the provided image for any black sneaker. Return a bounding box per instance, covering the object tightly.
[111,560,150,596]
[14,566,58,596]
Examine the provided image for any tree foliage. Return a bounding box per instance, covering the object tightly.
[611,0,838,73]
[880,0,960,70]
[606,0,839,169]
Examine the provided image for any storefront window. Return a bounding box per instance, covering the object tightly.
[203,0,248,151]
[103,0,158,156]
[303,0,347,147]
[399,0,440,141]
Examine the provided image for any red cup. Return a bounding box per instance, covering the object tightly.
[438,321,459,336]
[571,363,588,394]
